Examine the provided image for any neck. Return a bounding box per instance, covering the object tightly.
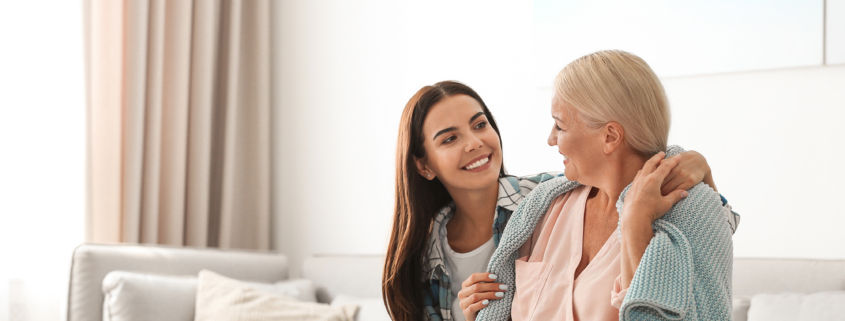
[445,180,499,231]
[594,150,649,207]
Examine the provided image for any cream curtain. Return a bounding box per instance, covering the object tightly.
[84,0,271,250]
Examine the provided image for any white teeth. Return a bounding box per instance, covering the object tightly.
[465,157,489,170]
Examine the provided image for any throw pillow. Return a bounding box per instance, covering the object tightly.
[102,272,196,321]
[330,295,391,321]
[194,270,358,321]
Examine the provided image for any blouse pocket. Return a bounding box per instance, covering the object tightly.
[512,257,554,321]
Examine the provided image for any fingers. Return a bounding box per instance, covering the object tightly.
[458,282,508,299]
[640,151,665,175]
[463,290,506,304]
[461,273,497,288]
[666,189,690,206]
[660,173,683,196]
[651,155,680,182]
[463,299,491,320]
[460,290,506,311]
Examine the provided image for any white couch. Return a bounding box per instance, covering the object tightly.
[67,244,385,321]
[67,243,845,321]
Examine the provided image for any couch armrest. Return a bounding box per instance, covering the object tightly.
[67,243,288,321]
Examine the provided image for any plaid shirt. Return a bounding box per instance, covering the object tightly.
[422,173,561,321]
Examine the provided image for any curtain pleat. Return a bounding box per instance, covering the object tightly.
[157,0,193,245]
[218,0,271,250]
[185,0,221,247]
[122,0,150,244]
[85,0,270,250]
[140,0,165,244]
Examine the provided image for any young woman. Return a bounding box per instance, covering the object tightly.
[381,81,738,321]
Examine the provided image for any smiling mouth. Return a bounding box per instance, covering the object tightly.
[463,154,491,170]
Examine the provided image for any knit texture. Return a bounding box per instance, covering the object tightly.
[476,146,733,321]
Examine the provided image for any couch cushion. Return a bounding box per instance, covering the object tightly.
[733,297,750,321]
[101,271,316,321]
[194,270,357,321]
[747,291,845,321]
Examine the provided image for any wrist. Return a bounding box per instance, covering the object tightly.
[704,172,717,192]
[621,212,655,243]
[621,209,654,228]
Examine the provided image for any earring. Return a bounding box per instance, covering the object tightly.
[427,174,431,178]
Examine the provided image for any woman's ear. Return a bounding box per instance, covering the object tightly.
[414,156,435,180]
[603,122,625,155]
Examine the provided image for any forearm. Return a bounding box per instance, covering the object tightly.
[620,216,654,290]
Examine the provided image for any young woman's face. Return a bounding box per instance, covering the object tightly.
[547,94,605,185]
[417,94,503,191]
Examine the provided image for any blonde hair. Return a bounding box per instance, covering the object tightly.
[554,50,670,156]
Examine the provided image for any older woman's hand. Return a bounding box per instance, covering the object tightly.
[625,152,690,224]
[660,150,717,196]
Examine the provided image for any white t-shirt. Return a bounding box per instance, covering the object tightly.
[443,235,496,321]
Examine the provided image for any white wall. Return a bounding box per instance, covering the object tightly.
[271,0,538,276]
[0,1,86,320]
[533,0,824,82]
[271,0,845,276]
[662,65,845,259]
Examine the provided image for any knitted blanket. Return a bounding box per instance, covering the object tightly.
[476,146,733,321]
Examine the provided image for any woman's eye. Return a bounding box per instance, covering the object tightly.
[443,136,455,144]
[475,121,487,129]
[555,124,563,131]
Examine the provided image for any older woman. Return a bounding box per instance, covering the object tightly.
[475,50,734,321]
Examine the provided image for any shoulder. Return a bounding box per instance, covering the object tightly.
[663,183,733,238]
[496,172,564,211]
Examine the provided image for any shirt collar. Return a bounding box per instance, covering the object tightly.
[496,176,525,211]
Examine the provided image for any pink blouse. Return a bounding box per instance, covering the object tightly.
[512,186,627,321]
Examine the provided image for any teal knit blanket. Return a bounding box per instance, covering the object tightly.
[476,146,733,321]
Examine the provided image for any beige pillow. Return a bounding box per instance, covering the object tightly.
[194,270,357,321]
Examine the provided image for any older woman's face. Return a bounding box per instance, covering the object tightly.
[547,95,605,185]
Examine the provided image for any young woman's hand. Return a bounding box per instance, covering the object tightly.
[625,152,689,224]
[660,150,717,196]
[458,273,507,321]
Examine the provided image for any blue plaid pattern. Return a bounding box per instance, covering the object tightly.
[422,173,561,321]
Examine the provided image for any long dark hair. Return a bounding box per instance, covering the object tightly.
[382,81,506,320]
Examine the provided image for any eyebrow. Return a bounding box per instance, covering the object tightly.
[433,112,486,141]
[552,115,563,122]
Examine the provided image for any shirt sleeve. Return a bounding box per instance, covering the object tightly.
[723,202,740,234]
[610,274,628,309]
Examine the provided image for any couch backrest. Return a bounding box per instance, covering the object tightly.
[67,243,289,321]
[734,257,845,297]
[302,255,385,303]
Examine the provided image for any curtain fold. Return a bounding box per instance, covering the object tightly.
[85,0,271,250]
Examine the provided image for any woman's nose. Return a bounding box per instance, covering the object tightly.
[466,134,483,152]
[548,128,556,146]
